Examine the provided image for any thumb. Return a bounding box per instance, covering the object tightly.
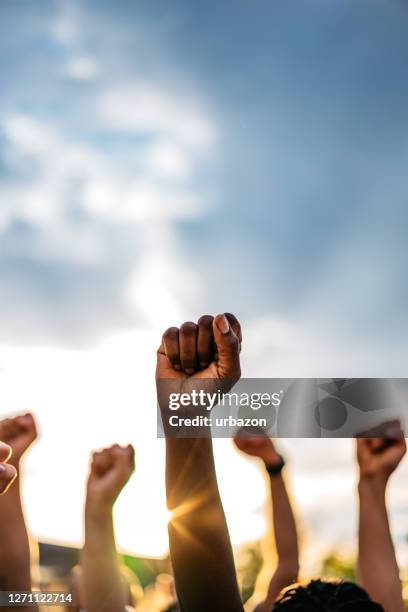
[213,314,241,380]
[0,462,17,495]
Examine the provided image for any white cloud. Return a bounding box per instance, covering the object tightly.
[243,315,408,377]
[64,56,98,80]
[4,115,60,157]
[50,4,79,45]
[0,4,218,341]
[98,83,216,151]
[143,139,191,179]
[81,178,202,223]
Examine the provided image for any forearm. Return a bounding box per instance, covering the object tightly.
[166,437,244,612]
[257,473,298,610]
[0,476,33,591]
[358,477,403,612]
[82,508,126,612]
[269,474,299,578]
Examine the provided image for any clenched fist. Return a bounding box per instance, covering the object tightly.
[0,442,17,494]
[0,413,37,466]
[156,313,242,413]
[234,432,282,467]
[357,420,406,483]
[86,444,135,513]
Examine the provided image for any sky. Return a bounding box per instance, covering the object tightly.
[1,0,408,569]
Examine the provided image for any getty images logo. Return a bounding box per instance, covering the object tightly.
[276,378,398,437]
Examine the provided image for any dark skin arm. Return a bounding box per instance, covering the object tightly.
[157,313,244,612]
[0,414,38,612]
[234,435,299,611]
[357,421,406,612]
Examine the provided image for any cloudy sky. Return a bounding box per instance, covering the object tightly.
[1,0,408,568]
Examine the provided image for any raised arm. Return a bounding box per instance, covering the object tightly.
[234,434,299,611]
[81,444,135,612]
[0,414,38,608]
[157,313,244,612]
[356,420,406,612]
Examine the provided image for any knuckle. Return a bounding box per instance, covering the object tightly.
[197,314,214,327]
[224,312,239,324]
[180,321,197,335]
[163,326,179,340]
[226,333,239,349]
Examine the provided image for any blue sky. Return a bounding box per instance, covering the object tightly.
[1,0,408,356]
[1,0,408,561]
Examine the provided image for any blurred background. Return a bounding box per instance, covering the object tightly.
[1,0,408,605]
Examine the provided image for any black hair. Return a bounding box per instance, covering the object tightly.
[272,579,384,611]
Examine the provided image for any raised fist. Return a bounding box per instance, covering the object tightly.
[86,444,135,512]
[156,313,242,413]
[234,432,282,466]
[357,420,406,482]
[157,313,241,381]
[0,442,17,494]
[0,413,38,466]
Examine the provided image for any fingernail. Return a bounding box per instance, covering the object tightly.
[185,368,195,375]
[216,315,230,335]
[0,464,6,473]
[174,364,181,371]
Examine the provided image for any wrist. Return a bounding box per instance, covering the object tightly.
[85,498,113,524]
[358,473,388,498]
[264,455,285,476]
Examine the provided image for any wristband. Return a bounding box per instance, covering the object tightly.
[264,455,285,476]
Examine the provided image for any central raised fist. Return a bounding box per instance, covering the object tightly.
[157,313,241,380]
[156,313,242,415]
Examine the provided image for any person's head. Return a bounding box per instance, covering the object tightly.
[272,579,384,611]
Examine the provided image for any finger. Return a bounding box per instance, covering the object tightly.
[127,444,136,470]
[179,322,198,374]
[111,446,135,479]
[233,436,248,451]
[0,442,12,463]
[371,438,385,452]
[162,327,181,371]
[197,315,214,368]
[95,449,113,475]
[213,314,241,380]
[0,418,15,441]
[91,451,105,476]
[356,438,373,467]
[224,313,242,345]
[18,413,37,435]
[383,442,406,465]
[0,462,17,495]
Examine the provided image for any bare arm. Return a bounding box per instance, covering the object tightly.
[356,423,406,612]
[262,471,299,606]
[0,415,38,612]
[0,468,32,591]
[81,445,135,612]
[234,436,299,611]
[158,313,244,612]
[166,437,244,612]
